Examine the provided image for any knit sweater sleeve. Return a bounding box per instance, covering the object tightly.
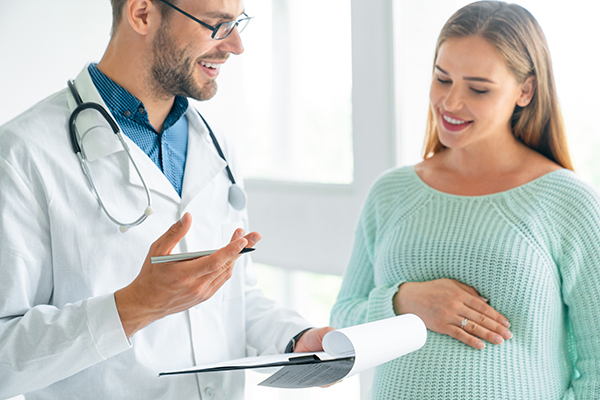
[546,174,600,399]
[330,169,415,329]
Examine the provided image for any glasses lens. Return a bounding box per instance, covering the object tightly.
[236,17,250,34]
[214,17,251,40]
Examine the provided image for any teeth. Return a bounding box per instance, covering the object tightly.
[443,114,468,125]
[200,61,221,71]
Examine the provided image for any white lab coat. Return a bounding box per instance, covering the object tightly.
[0,66,311,400]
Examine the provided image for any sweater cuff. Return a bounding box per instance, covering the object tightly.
[84,293,132,360]
[367,282,406,322]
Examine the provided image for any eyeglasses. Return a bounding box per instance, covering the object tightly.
[156,0,252,40]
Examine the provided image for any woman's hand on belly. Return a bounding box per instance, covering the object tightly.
[393,279,513,349]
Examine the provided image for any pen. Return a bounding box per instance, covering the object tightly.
[151,248,255,264]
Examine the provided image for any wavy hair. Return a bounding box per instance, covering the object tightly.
[423,1,573,170]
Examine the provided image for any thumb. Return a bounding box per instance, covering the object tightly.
[294,327,335,353]
[151,213,192,256]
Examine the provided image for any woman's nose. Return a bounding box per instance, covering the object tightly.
[442,85,464,112]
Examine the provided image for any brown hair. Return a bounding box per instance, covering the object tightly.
[109,0,175,35]
[423,1,573,170]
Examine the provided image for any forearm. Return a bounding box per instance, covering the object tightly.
[331,283,400,329]
[0,294,130,397]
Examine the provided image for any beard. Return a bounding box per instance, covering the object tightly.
[149,23,225,101]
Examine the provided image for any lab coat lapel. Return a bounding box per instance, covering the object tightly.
[180,109,227,211]
[71,65,180,204]
[70,67,124,162]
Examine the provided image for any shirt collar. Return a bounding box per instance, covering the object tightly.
[87,63,189,132]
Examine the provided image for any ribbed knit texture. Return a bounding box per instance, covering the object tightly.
[330,166,600,400]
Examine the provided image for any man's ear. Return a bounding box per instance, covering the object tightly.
[517,74,536,107]
[126,0,160,35]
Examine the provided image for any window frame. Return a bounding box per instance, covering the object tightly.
[245,0,397,278]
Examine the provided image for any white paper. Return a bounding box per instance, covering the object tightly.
[324,313,427,377]
[159,314,427,388]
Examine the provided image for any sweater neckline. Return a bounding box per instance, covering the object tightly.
[408,166,567,199]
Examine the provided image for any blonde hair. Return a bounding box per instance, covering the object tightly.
[423,1,573,170]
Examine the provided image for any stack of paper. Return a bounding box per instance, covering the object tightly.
[159,314,427,388]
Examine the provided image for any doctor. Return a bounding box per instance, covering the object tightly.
[0,0,332,398]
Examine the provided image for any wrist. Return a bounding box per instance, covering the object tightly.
[393,281,414,315]
[114,286,160,338]
[284,328,313,353]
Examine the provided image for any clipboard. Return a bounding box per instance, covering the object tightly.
[159,314,427,388]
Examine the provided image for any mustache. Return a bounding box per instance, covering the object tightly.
[196,52,230,62]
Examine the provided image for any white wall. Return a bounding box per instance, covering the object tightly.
[0,1,112,125]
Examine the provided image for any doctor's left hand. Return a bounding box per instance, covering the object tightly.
[114,213,261,338]
[293,327,335,353]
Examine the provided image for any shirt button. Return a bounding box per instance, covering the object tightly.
[138,107,146,115]
[123,110,131,117]
[204,387,214,398]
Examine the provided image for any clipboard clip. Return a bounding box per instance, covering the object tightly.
[288,354,322,364]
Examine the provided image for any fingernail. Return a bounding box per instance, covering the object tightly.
[503,320,511,328]
[479,296,489,302]
[503,330,513,340]
[493,335,504,345]
[476,341,485,349]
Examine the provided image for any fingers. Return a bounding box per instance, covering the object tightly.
[294,326,335,353]
[449,298,513,349]
[218,236,249,259]
[150,213,192,256]
[230,228,262,248]
[449,324,486,350]
[396,279,513,350]
[465,295,510,328]
[244,231,261,248]
[458,314,512,346]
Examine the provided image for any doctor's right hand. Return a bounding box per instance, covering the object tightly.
[114,213,261,338]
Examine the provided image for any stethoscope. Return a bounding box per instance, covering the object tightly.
[67,80,247,233]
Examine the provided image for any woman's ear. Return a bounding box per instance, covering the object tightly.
[517,75,537,107]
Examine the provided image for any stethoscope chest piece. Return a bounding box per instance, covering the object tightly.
[228,184,247,210]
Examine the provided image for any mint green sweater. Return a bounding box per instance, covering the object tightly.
[330,166,600,399]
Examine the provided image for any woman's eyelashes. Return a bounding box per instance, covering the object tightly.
[470,87,489,94]
[436,77,489,95]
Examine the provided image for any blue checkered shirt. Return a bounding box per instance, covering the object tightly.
[88,63,189,196]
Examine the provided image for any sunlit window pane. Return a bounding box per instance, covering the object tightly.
[196,0,353,184]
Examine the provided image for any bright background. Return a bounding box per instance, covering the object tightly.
[1,1,598,399]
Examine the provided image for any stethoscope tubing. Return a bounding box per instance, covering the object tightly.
[68,80,154,231]
[67,79,247,231]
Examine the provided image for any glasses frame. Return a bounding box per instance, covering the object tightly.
[155,0,252,40]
